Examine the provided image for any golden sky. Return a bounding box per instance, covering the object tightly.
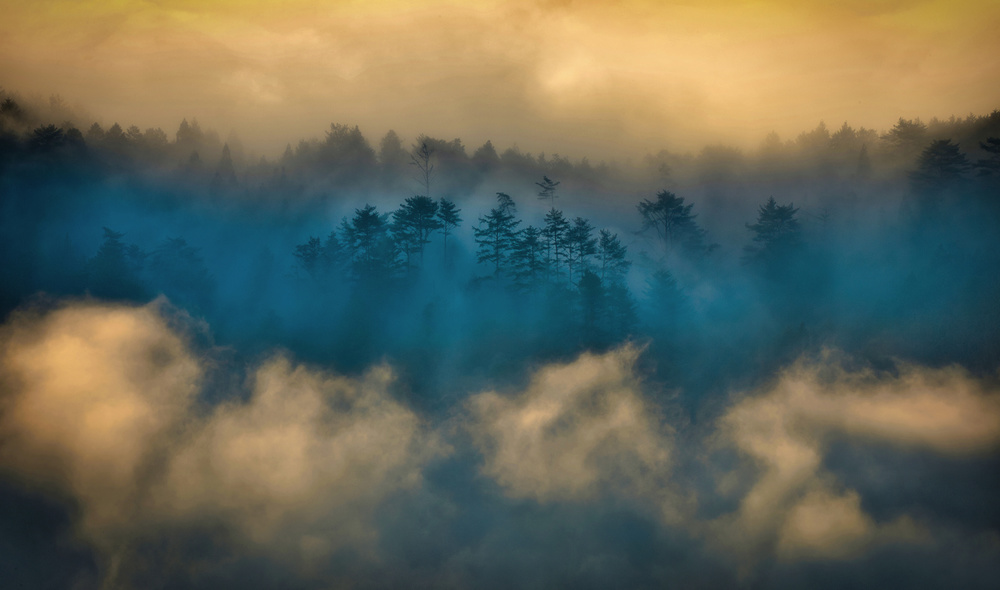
[2,0,998,158]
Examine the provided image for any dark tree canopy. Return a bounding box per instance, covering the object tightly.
[474,192,521,281]
[637,190,711,258]
[910,139,971,192]
[742,197,801,268]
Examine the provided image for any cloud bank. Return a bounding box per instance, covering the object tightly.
[1,302,998,587]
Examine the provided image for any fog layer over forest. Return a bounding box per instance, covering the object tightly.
[1,90,999,589]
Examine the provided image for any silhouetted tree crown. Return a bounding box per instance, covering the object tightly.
[474,192,521,281]
[910,139,971,192]
[742,197,801,267]
[637,190,711,257]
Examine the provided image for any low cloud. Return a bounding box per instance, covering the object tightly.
[1,304,998,586]
[465,345,690,523]
[0,301,201,542]
[0,300,445,576]
[712,353,1000,565]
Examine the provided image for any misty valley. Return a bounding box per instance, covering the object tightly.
[1,90,999,589]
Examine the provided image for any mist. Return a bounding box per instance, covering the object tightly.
[3,0,999,158]
[2,1,1000,585]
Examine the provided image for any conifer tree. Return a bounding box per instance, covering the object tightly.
[474,193,521,281]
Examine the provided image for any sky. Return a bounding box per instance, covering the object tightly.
[2,0,998,158]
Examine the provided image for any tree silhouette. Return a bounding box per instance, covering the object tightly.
[87,228,145,300]
[341,205,397,282]
[321,124,377,185]
[536,175,560,208]
[882,117,927,154]
[910,139,971,193]
[212,143,238,190]
[28,125,66,153]
[474,193,521,281]
[564,217,597,284]
[511,225,545,292]
[543,208,570,281]
[411,141,434,198]
[742,197,801,268]
[597,229,630,284]
[392,196,441,272]
[437,198,462,267]
[637,190,710,257]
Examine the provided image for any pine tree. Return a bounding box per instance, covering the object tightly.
[511,225,546,292]
[437,198,462,267]
[637,190,711,257]
[742,197,801,267]
[542,208,570,281]
[392,196,441,272]
[564,217,597,284]
[87,227,145,300]
[341,205,397,282]
[474,193,521,281]
[411,141,434,198]
[597,229,631,284]
[910,139,971,193]
[212,143,238,190]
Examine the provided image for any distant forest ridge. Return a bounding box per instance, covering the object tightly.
[1,87,999,196]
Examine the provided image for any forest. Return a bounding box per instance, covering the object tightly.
[2,87,1000,589]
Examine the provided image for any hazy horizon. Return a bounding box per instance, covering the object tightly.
[3,0,999,159]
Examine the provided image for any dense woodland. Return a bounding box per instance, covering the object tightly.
[1,89,1000,411]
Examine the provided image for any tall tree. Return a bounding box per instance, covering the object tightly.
[543,208,570,281]
[564,217,597,284]
[341,204,397,282]
[392,196,441,272]
[637,190,710,257]
[437,198,462,266]
[597,229,631,284]
[474,193,521,281]
[411,141,434,198]
[511,225,546,292]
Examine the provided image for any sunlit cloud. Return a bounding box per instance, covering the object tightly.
[465,345,690,523]
[711,352,1000,565]
[1,0,995,156]
[0,300,446,572]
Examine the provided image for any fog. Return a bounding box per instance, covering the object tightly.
[2,7,1000,583]
[3,0,999,158]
